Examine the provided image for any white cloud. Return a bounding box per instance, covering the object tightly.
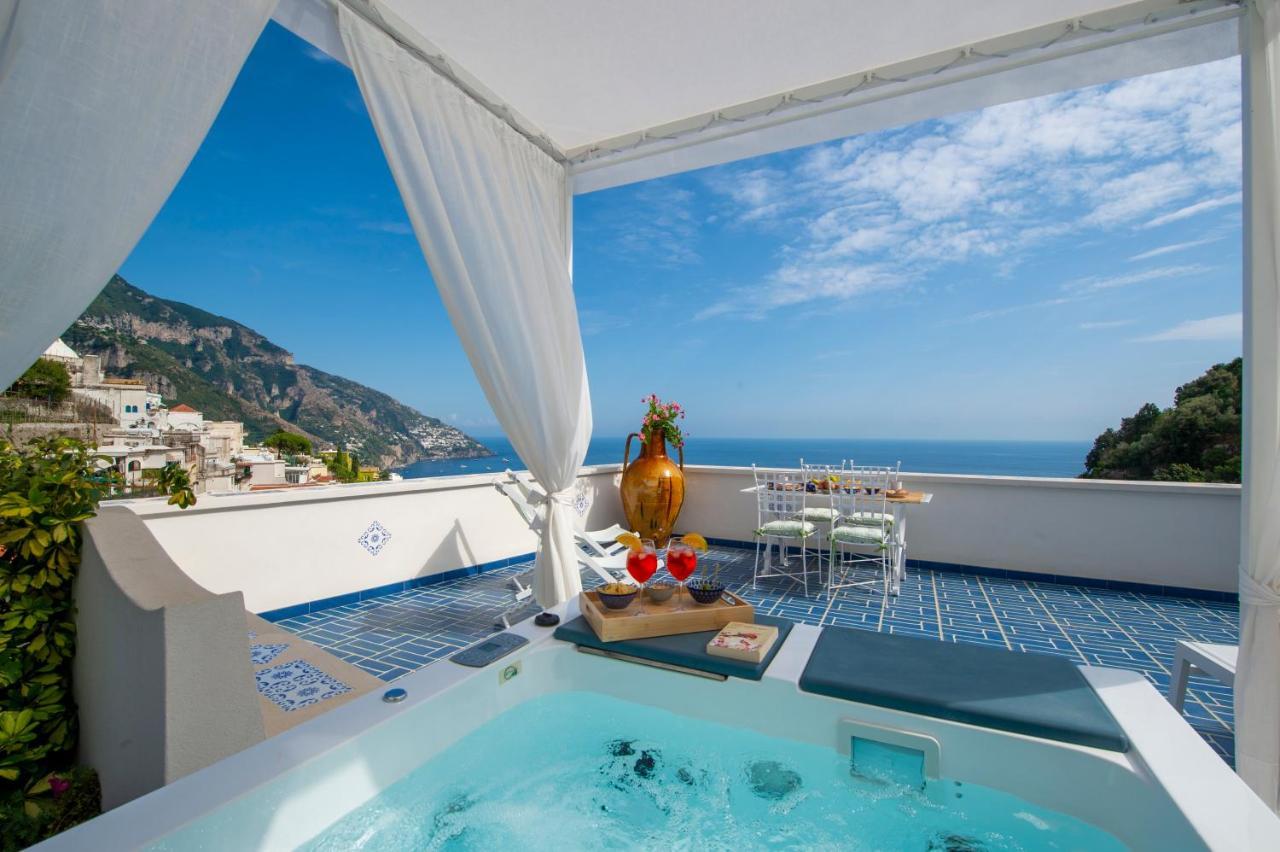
[593,183,701,267]
[1133,313,1242,343]
[1065,264,1210,293]
[1128,237,1222,261]
[1079,319,1135,330]
[359,220,413,236]
[1141,192,1242,228]
[698,57,1240,319]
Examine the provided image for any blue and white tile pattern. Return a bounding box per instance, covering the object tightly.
[250,642,289,666]
[358,521,391,556]
[255,659,352,712]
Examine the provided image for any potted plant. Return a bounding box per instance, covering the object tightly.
[620,395,687,546]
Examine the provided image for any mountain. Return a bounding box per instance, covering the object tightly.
[1081,358,1241,483]
[62,276,491,468]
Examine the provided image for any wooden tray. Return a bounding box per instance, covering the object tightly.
[579,588,755,643]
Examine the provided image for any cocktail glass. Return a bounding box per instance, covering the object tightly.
[666,538,698,610]
[625,539,658,615]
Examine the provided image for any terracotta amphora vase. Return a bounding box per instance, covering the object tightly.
[621,431,685,547]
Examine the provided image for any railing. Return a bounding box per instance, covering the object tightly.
[114,464,1241,615]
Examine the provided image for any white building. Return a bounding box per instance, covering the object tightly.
[235,449,286,489]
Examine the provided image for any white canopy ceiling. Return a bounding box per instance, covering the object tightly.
[277,0,1241,189]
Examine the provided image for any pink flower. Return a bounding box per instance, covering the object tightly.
[49,777,70,799]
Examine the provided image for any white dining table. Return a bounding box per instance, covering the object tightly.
[739,485,933,595]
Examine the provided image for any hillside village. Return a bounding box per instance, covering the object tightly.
[25,339,393,493]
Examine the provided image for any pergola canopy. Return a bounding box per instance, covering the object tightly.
[277,0,1241,191]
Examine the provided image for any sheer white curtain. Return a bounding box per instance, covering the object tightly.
[1241,0,1280,813]
[338,6,592,607]
[0,0,276,389]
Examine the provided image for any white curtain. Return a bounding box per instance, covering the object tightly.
[0,0,277,390]
[1241,0,1280,813]
[337,6,592,607]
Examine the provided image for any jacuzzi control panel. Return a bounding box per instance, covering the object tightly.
[450,632,529,668]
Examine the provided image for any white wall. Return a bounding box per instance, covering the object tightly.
[76,508,265,809]
[125,464,1240,614]
[127,466,625,613]
[679,466,1241,593]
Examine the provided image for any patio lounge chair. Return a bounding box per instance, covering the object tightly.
[495,473,632,589]
[1168,640,1237,712]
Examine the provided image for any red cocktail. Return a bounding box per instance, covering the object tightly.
[666,539,698,609]
[626,539,658,613]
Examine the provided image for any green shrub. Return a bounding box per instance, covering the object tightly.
[7,360,72,405]
[0,437,107,792]
[0,765,101,851]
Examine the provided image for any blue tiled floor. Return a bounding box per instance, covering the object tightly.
[275,545,1238,765]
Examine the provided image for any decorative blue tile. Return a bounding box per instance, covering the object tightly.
[250,642,289,666]
[255,660,351,711]
[358,521,392,556]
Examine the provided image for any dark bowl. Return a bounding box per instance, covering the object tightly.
[597,586,639,610]
[687,581,726,605]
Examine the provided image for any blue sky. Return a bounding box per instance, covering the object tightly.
[121,22,1242,442]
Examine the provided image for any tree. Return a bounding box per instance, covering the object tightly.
[8,361,70,404]
[1082,358,1241,483]
[262,431,312,457]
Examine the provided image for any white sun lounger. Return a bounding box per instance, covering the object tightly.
[1168,640,1237,712]
[495,472,632,590]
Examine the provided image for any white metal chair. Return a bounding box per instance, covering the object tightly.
[827,467,893,599]
[752,466,820,595]
[843,461,905,593]
[799,459,841,577]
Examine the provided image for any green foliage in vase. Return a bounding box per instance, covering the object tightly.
[7,360,71,405]
[1082,358,1241,483]
[640,394,686,449]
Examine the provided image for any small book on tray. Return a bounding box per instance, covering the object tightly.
[706,621,778,663]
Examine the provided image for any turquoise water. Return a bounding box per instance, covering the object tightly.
[397,437,1091,480]
[304,692,1125,851]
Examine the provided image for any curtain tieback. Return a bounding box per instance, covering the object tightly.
[529,487,576,532]
[1240,569,1280,611]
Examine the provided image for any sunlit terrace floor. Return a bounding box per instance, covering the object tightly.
[273,544,1238,765]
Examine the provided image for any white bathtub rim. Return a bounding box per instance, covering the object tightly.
[33,602,1278,850]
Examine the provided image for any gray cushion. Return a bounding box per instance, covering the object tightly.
[554,615,792,680]
[799,626,1129,752]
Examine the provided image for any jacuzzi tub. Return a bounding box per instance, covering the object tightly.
[35,604,1280,850]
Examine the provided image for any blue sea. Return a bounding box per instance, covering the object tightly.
[396,436,1091,480]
